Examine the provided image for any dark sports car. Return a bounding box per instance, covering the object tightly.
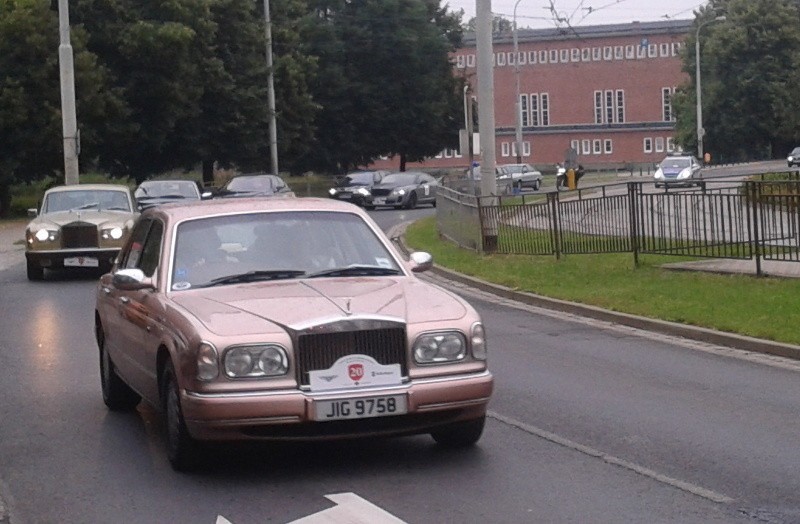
[363,172,438,210]
[215,173,294,198]
[134,180,207,211]
[328,170,388,206]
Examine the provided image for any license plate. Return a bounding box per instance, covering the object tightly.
[339,193,352,199]
[373,197,386,204]
[314,394,407,421]
[64,256,99,267]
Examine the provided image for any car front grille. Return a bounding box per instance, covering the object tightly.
[371,188,392,197]
[296,327,407,386]
[61,221,98,248]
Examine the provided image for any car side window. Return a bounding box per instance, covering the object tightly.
[138,220,163,277]
[120,219,152,270]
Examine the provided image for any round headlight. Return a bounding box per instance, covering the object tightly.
[196,343,219,381]
[397,189,406,196]
[35,228,50,242]
[109,227,124,240]
[328,188,337,196]
[225,349,254,377]
[257,346,288,375]
[356,187,370,196]
[413,332,466,363]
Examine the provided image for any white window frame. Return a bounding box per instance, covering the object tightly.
[625,45,634,59]
[571,48,580,62]
[507,52,515,66]
[637,44,647,59]
[605,90,614,124]
[560,48,569,63]
[592,47,602,61]
[511,142,519,158]
[456,55,465,68]
[662,87,674,122]
[604,139,613,154]
[581,48,591,61]
[648,44,657,58]
[549,49,558,63]
[614,46,624,60]
[520,94,529,127]
[444,149,453,158]
[594,91,603,124]
[530,93,540,126]
[539,50,548,63]
[660,43,670,57]
[616,90,625,123]
[467,54,475,68]
[571,139,580,152]
[540,93,550,126]
[528,51,537,64]
[522,141,531,157]
[497,52,506,66]
[655,137,665,152]
[603,46,613,60]
[582,139,591,155]
[643,138,653,153]
[501,142,510,157]
[434,151,443,159]
[593,139,602,154]
[666,137,675,153]
[518,51,527,65]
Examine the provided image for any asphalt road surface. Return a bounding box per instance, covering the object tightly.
[1,206,799,523]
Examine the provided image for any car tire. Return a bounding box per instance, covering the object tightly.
[432,199,437,208]
[405,193,418,210]
[162,360,201,472]
[430,416,485,448]
[98,326,140,411]
[364,205,375,210]
[26,259,44,281]
[394,204,403,210]
[532,179,541,191]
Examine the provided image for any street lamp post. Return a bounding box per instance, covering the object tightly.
[58,0,79,185]
[695,15,725,162]
[512,0,524,164]
[263,0,279,176]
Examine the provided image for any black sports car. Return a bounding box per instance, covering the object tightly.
[328,170,388,206]
[134,180,207,211]
[363,172,438,210]
[214,173,294,198]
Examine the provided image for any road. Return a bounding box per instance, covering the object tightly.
[1,205,799,523]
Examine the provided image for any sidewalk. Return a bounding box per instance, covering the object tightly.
[663,258,800,279]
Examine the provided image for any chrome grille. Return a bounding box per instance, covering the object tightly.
[296,328,407,386]
[371,188,392,197]
[61,222,98,248]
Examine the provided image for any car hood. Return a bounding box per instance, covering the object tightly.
[373,182,413,191]
[170,277,468,336]
[659,166,689,176]
[27,210,136,229]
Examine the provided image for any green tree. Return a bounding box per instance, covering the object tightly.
[673,0,800,162]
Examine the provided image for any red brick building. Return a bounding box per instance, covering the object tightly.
[371,19,693,172]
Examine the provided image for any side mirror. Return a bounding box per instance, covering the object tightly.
[201,191,213,199]
[112,268,155,291]
[409,251,433,273]
[27,208,38,218]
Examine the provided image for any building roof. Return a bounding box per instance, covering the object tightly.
[461,19,694,47]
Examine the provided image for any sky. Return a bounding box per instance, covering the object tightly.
[444,0,709,28]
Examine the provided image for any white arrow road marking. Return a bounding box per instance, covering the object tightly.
[217,492,406,524]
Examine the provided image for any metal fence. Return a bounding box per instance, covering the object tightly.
[438,179,800,275]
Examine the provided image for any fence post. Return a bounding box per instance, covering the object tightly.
[628,182,640,267]
[749,181,762,277]
[476,195,486,254]
[548,192,561,260]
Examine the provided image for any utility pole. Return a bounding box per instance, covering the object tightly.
[476,0,498,251]
[695,15,725,163]
[263,0,279,176]
[58,0,79,185]
[512,0,523,164]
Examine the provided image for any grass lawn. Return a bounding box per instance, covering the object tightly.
[404,216,800,346]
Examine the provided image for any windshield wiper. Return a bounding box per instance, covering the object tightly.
[73,202,99,211]
[201,269,306,287]
[306,265,401,278]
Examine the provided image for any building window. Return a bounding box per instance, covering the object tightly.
[660,43,670,57]
[571,139,580,152]
[539,50,548,63]
[593,139,602,154]
[560,49,569,63]
[456,55,465,68]
[467,54,475,68]
[666,137,675,153]
[655,137,665,152]
[523,141,531,156]
[662,87,674,121]
[582,139,591,155]
[604,139,613,154]
[637,44,647,59]
[518,51,527,65]
[605,90,614,124]
[507,52,515,66]
[549,49,558,63]
[501,142,510,157]
[625,45,634,59]
[648,44,657,58]
[434,151,443,159]
[594,91,603,124]
[603,46,613,60]
[581,48,591,61]
[520,94,529,127]
[671,42,683,56]
[444,149,453,158]
[530,94,540,126]
[592,47,601,61]
[616,90,625,123]
[571,48,580,62]
[497,52,506,66]
[540,93,550,126]
[528,51,537,64]
[614,46,624,60]
[511,142,519,158]
[644,138,653,153]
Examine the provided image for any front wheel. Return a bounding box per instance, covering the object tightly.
[162,361,201,471]
[26,259,44,281]
[532,179,541,191]
[98,327,140,411]
[430,416,485,448]
[405,193,418,210]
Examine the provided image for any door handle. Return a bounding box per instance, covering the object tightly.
[119,296,130,304]
[102,287,111,294]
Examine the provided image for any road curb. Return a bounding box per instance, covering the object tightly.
[390,222,800,362]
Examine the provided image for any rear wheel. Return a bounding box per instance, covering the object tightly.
[98,326,140,411]
[162,361,201,471]
[532,179,541,191]
[405,193,418,209]
[431,416,485,448]
[26,259,44,281]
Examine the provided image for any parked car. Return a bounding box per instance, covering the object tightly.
[497,163,544,191]
[214,173,294,198]
[327,170,388,206]
[364,172,438,209]
[787,147,800,167]
[134,180,208,211]
[653,154,703,188]
[94,197,493,470]
[24,184,138,280]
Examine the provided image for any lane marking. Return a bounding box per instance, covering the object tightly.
[488,410,735,505]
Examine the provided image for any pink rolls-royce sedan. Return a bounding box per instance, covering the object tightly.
[94,197,493,470]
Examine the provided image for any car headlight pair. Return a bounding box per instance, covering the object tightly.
[101,227,125,240]
[355,187,370,196]
[391,189,406,196]
[677,168,691,179]
[196,343,289,381]
[413,324,487,364]
[32,228,59,243]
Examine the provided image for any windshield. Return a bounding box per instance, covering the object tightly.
[225,176,275,193]
[660,158,692,169]
[381,173,418,186]
[171,211,402,290]
[503,165,529,174]
[43,189,132,213]
[342,172,374,185]
[135,181,199,199]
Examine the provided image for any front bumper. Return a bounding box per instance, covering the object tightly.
[26,248,119,269]
[365,195,405,207]
[329,191,368,206]
[181,370,493,441]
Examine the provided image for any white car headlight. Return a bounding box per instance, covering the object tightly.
[471,323,487,360]
[34,228,58,242]
[413,332,467,364]
[392,188,406,196]
[789,156,794,162]
[654,169,664,180]
[328,188,337,195]
[101,226,124,240]
[677,168,691,179]
[224,344,288,378]
[356,187,370,196]
[196,342,219,381]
